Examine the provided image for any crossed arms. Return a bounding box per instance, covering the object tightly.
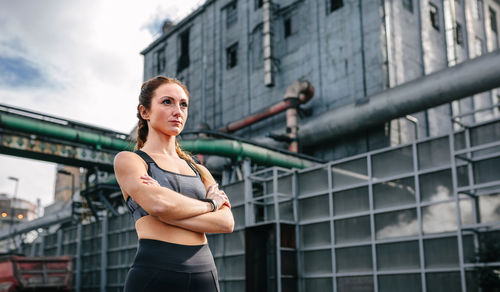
[114,151,234,234]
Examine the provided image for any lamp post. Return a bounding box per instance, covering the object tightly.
[8,176,19,252]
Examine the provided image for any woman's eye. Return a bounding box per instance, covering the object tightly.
[181,102,188,107]
[162,99,171,104]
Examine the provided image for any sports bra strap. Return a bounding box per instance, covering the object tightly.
[135,150,200,177]
[135,150,155,164]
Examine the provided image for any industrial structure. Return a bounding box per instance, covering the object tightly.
[0,0,499,292]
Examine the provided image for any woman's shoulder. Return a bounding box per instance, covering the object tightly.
[113,151,144,168]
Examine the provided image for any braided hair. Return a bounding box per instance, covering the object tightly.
[135,76,209,183]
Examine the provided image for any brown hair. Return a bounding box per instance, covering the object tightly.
[135,76,210,183]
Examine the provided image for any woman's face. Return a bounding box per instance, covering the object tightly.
[142,82,189,137]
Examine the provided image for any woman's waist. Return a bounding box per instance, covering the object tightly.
[136,216,206,245]
[132,238,215,272]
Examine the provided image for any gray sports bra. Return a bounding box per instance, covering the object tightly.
[126,150,207,222]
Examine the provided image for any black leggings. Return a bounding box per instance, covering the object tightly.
[123,239,219,292]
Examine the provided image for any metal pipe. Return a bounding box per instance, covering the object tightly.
[218,80,314,133]
[262,0,274,87]
[299,50,500,146]
[0,112,133,151]
[180,139,316,169]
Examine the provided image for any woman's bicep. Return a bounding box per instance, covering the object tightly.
[113,152,164,214]
[113,152,148,195]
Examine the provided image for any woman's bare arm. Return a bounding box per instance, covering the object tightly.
[114,151,213,220]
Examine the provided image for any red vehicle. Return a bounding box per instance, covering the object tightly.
[0,254,72,292]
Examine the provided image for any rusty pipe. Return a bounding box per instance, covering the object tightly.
[218,80,314,133]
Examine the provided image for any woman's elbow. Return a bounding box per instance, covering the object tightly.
[148,200,175,218]
[221,215,235,233]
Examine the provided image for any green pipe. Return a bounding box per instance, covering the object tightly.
[0,113,133,151]
[0,112,317,169]
[180,139,316,169]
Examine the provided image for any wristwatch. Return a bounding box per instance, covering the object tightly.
[203,198,218,212]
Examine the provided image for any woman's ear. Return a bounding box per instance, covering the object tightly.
[139,105,149,120]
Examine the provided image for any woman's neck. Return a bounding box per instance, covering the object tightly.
[141,131,178,157]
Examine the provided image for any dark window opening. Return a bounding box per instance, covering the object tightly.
[329,0,343,13]
[490,7,498,34]
[455,22,464,47]
[226,43,238,69]
[255,0,263,10]
[226,1,238,28]
[496,94,500,111]
[177,29,190,73]
[154,48,166,75]
[403,0,413,13]
[429,3,440,31]
[284,18,292,38]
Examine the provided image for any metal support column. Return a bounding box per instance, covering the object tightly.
[56,229,63,256]
[101,215,108,292]
[76,224,82,292]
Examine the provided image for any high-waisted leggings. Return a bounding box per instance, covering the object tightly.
[123,239,219,292]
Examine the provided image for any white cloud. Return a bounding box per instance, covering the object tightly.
[0,0,202,208]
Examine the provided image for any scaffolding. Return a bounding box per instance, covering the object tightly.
[11,115,500,292]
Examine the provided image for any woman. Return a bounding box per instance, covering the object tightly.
[114,76,234,292]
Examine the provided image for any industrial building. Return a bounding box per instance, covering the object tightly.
[0,0,499,291]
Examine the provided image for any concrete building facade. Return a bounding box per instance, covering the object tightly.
[141,0,500,161]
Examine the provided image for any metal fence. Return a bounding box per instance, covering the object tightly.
[22,117,500,292]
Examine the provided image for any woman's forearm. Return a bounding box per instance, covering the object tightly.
[158,206,234,234]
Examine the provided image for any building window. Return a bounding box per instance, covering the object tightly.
[329,0,343,13]
[490,7,498,34]
[153,47,166,75]
[403,0,413,13]
[226,1,238,28]
[177,29,190,73]
[455,22,464,47]
[226,42,238,69]
[472,0,483,20]
[429,3,440,31]
[475,37,483,57]
[255,0,263,10]
[284,18,292,38]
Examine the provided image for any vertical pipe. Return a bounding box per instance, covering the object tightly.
[358,0,368,98]
[100,215,108,292]
[243,159,253,226]
[263,0,274,86]
[367,154,378,292]
[246,0,253,116]
[273,168,282,292]
[327,164,337,292]
[449,127,467,292]
[315,0,324,104]
[413,139,427,292]
[416,0,431,137]
[286,96,299,152]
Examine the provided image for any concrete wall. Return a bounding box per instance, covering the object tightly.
[141,0,500,160]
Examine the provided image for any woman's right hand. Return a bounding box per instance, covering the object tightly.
[206,184,230,210]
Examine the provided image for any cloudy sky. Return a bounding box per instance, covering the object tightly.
[0,0,202,209]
